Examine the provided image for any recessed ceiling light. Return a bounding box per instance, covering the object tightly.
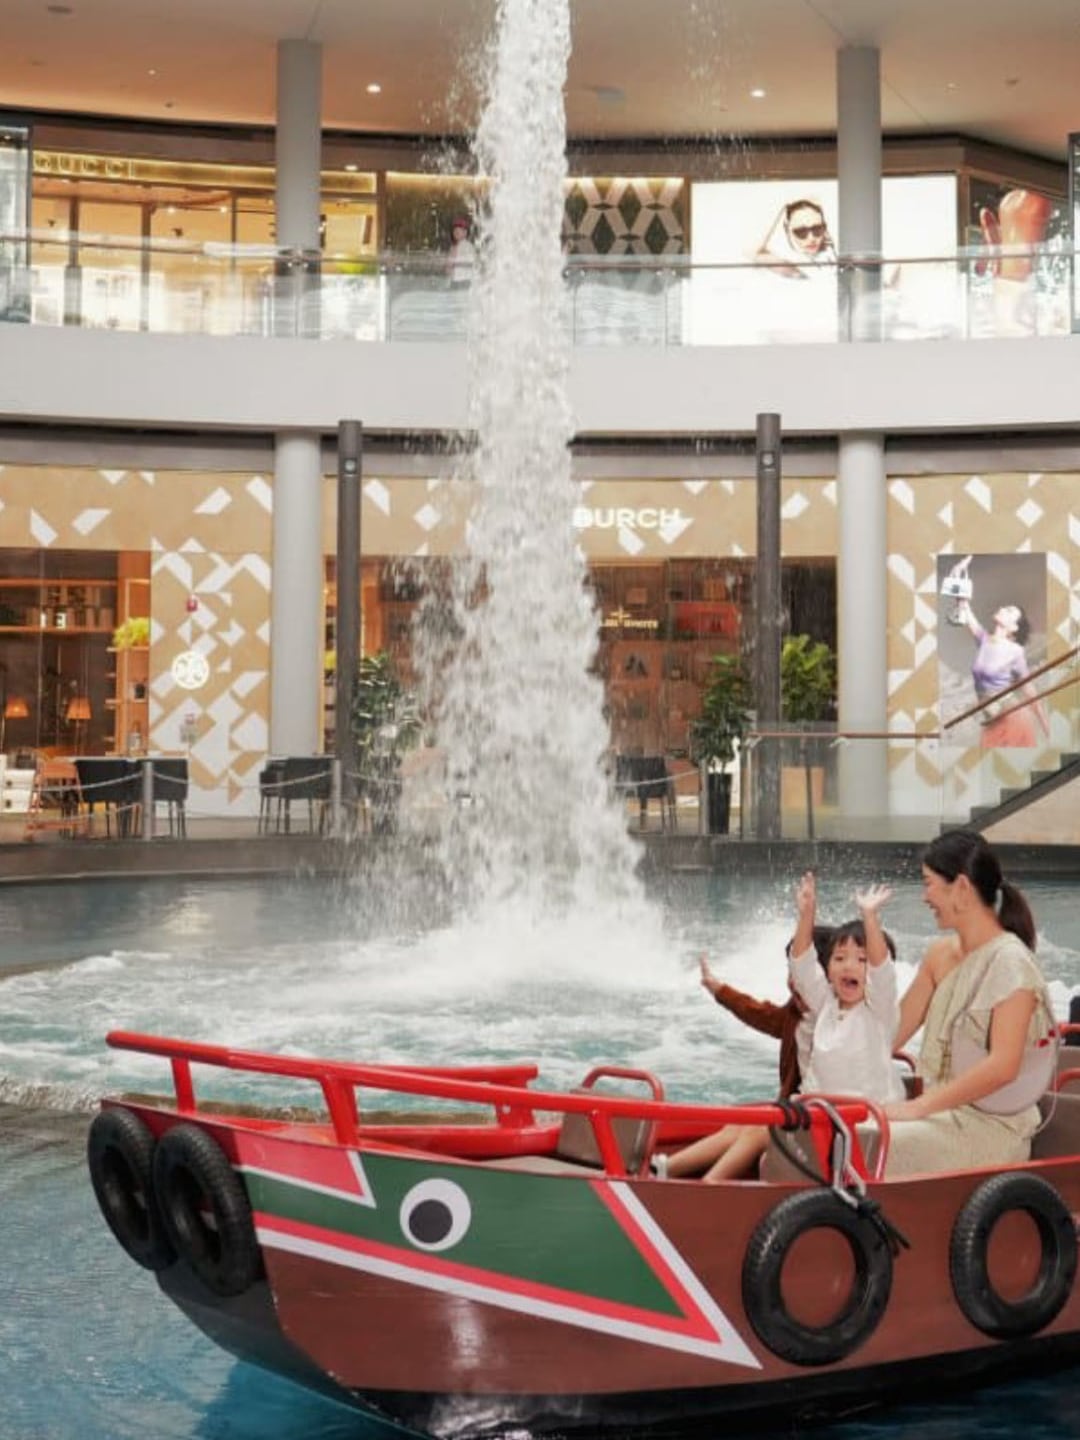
[148,68,157,77]
[47,4,73,12]
[366,82,382,94]
[344,162,358,172]
[750,87,766,99]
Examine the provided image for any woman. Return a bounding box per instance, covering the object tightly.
[754,198,835,279]
[950,562,1048,746]
[884,830,1055,1176]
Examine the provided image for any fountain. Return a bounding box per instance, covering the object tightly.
[412,0,665,952]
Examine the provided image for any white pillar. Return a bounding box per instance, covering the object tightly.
[271,433,323,756]
[275,38,322,251]
[837,47,881,258]
[837,432,889,821]
[269,40,324,757]
[836,47,889,824]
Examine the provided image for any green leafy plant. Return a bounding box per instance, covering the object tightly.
[350,652,423,832]
[112,616,150,649]
[781,633,836,838]
[690,653,752,776]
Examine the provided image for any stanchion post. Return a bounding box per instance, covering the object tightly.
[331,755,343,838]
[141,758,153,841]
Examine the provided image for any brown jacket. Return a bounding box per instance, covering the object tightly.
[712,982,803,1099]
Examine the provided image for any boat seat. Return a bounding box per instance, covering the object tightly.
[760,1122,882,1184]
[484,1101,654,1177]
[1031,1091,1080,1160]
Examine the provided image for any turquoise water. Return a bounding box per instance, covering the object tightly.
[4,869,1080,1438]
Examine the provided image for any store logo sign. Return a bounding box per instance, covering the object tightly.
[572,506,687,532]
[171,651,210,691]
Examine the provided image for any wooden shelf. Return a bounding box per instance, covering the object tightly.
[0,577,117,633]
[0,625,111,635]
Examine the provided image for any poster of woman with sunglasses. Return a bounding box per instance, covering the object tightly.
[754,197,836,278]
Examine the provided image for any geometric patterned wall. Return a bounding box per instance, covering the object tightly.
[887,471,1080,819]
[342,474,838,560]
[563,177,687,255]
[6,461,1076,823]
[0,465,272,810]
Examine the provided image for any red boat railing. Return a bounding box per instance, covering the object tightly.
[106,1029,877,1179]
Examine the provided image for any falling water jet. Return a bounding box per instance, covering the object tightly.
[412,0,661,946]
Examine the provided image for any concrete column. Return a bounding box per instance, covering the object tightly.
[754,413,783,840]
[269,40,324,758]
[275,39,322,250]
[270,432,323,756]
[836,46,889,824]
[837,432,889,822]
[837,46,881,343]
[274,39,322,337]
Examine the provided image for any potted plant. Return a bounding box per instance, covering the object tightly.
[780,633,836,839]
[350,652,423,834]
[690,653,752,835]
[112,616,150,650]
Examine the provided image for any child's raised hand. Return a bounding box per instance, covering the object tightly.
[698,954,722,996]
[855,883,893,917]
[795,871,816,919]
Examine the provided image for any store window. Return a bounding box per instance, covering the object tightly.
[0,117,31,322]
[27,150,379,333]
[321,553,834,761]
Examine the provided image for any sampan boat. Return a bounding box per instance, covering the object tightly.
[88,1030,1080,1437]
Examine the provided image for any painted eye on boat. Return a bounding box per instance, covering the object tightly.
[399,1179,473,1252]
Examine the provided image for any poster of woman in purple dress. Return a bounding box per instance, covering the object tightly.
[937,552,1049,748]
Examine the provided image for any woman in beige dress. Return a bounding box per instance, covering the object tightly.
[884,829,1055,1176]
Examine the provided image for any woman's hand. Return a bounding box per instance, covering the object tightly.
[699,954,722,997]
[883,1094,931,1122]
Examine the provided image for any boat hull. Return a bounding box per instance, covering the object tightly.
[143,1115,1080,1436]
[87,1034,1080,1439]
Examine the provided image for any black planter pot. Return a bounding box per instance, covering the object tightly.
[706,772,733,835]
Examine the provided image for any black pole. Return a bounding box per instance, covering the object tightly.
[755,412,783,840]
[335,420,363,818]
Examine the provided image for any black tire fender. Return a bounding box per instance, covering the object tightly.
[87,1107,176,1272]
[742,1189,893,1366]
[152,1122,261,1298]
[950,1172,1077,1339]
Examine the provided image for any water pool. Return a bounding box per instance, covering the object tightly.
[6,867,1080,1439]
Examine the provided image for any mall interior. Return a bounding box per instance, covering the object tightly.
[0,0,1079,851]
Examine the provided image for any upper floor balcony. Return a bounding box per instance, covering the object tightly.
[1,234,1079,437]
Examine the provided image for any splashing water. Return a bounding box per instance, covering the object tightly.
[415,0,650,933]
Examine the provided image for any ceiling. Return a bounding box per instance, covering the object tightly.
[1,0,1078,163]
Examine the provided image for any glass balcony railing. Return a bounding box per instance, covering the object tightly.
[0,233,1076,345]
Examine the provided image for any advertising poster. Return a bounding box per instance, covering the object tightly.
[937,552,1048,748]
[687,175,958,344]
[965,179,1068,336]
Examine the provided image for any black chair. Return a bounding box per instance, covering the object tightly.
[73,758,141,838]
[257,758,286,835]
[152,758,188,837]
[280,756,333,835]
[615,755,677,833]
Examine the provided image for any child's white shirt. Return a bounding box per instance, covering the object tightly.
[790,945,905,1104]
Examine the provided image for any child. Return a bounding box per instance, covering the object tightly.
[789,872,905,1105]
[661,923,833,1182]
